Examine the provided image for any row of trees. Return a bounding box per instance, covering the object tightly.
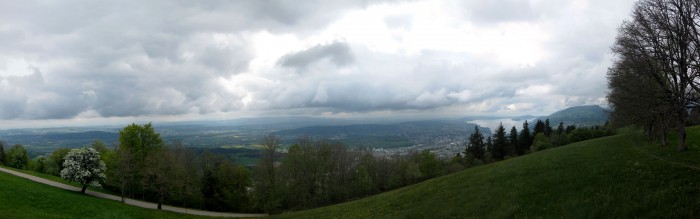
[465,119,613,163]
[252,134,463,213]
[608,0,700,150]
[1,123,253,212]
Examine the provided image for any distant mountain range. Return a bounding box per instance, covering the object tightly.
[536,105,609,126]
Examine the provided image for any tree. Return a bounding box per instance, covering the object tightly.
[465,126,485,160]
[118,123,163,164]
[117,123,164,199]
[0,140,6,165]
[556,122,565,135]
[613,0,700,151]
[418,150,440,179]
[47,148,71,176]
[544,119,553,137]
[7,144,29,169]
[507,126,518,156]
[113,147,135,203]
[143,148,172,210]
[60,148,107,194]
[531,133,553,152]
[533,120,545,137]
[490,123,507,160]
[254,134,282,213]
[30,155,48,173]
[518,121,532,154]
[170,142,201,208]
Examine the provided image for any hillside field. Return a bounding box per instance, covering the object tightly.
[0,170,225,219]
[277,126,700,218]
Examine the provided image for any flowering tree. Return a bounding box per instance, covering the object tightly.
[60,148,107,194]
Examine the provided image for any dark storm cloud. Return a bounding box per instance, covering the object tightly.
[278,42,355,70]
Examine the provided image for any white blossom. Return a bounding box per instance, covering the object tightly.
[60,148,107,190]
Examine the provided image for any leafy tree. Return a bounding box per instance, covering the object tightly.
[117,123,164,199]
[490,123,507,160]
[60,148,107,194]
[118,123,163,164]
[30,155,48,173]
[465,126,485,160]
[7,144,29,169]
[46,148,71,176]
[565,125,576,134]
[531,133,553,152]
[418,150,440,179]
[518,121,532,154]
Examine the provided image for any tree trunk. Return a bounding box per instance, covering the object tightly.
[678,109,688,151]
[120,183,125,203]
[81,184,88,194]
[158,195,163,210]
[661,123,668,147]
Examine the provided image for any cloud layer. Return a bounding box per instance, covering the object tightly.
[0,0,636,126]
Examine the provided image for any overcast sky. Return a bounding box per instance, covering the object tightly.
[0,0,636,128]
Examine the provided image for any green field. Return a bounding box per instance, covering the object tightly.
[0,170,224,218]
[276,127,700,218]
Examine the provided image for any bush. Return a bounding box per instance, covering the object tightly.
[531,133,553,152]
[7,144,29,169]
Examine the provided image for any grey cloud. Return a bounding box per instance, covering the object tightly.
[0,0,637,123]
[460,0,539,24]
[278,42,355,70]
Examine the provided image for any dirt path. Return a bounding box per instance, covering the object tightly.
[0,167,267,218]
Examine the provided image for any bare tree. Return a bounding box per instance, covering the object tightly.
[614,0,700,150]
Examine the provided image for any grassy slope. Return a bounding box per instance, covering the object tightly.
[278,127,700,218]
[0,171,223,219]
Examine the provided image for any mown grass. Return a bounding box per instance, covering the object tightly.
[0,169,226,218]
[276,126,700,218]
[4,167,118,195]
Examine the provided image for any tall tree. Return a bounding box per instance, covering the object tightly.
[490,123,507,160]
[255,134,282,213]
[508,126,518,156]
[556,122,565,135]
[533,120,546,137]
[118,123,163,163]
[465,126,485,160]
[614,0,700,151]
[518,121,532,154]
[544,119,553,137]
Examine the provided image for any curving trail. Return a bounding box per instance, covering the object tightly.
[0,167,267,218]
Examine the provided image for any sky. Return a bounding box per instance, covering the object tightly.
[0,0,637,128]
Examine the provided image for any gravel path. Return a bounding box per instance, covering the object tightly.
[0,167,267,218]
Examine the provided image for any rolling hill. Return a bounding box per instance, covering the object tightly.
[276,126,700,218]
[539,105,609,126]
